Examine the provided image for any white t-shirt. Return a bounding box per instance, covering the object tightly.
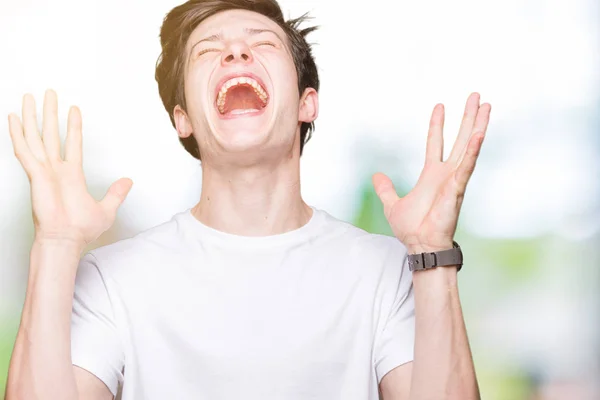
[71,206,415,399]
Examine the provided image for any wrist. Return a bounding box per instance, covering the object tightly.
[406,240,462,280]
[30,239,85,276]
[407,242,454,255]
[33,234,87,252]
[412,263,459,284]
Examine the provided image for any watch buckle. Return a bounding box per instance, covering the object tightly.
[423,252,437,269]
[411,251,437,271]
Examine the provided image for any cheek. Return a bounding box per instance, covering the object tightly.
[265,53,299,98]
[185,74,214,120]
[274,66,301,125]
[186,65,212,102]
[277,68,300,102]
[182,74,214,138]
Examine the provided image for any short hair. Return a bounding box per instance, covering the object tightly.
[155,0,320,160]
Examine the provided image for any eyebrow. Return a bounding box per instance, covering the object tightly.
[188,27,285,59]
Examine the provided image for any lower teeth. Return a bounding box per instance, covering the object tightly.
[229,109,259,115]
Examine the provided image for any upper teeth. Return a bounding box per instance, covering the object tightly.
[217,77,269,112]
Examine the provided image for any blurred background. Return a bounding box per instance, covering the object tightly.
[1,0,599,398]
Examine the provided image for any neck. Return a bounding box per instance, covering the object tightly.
[192,157,312,237]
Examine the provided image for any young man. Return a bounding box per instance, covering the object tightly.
[6,0,491,399]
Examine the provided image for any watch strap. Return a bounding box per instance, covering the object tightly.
[407,240,463,272]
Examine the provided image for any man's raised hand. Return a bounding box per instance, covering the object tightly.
[8,89,133,248]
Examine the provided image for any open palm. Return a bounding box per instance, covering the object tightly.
[8,90,133,246]
[373,93,491,252]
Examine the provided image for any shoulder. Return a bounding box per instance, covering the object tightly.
[83,209,191,277]
[316,208,408,260]
[314,208,410,288]
[316,209,413,309]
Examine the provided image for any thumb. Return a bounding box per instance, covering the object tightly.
[372,173,400,211]
[100,177,133,217]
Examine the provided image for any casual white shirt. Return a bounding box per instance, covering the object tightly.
[71,206,415,399]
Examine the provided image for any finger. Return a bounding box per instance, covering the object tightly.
[425,103,444,164]
[42,89,61,161]
[454,133,484,195]
[372,172,400,215]
[100,178,133,219]
[448,92,480,164]
[8,113,39,174]
[22,94,47,161]
[456,103,492,166]
[65,106,83,164]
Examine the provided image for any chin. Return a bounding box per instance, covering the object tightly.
[221,130,270,152]
[209,107,273,150]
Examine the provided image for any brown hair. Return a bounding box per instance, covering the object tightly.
[155,0,319,160]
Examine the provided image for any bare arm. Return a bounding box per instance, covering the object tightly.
[7,241,112,400]
[409,263,478,399]
[380,263,478,400]
[374,93,490,399]
[5,90,132,399]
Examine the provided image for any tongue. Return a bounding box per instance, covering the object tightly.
[223,85,263,114]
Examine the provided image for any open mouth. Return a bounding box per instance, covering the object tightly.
[216,76,269,116]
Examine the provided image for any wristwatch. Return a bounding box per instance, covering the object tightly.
[407,240,463,272]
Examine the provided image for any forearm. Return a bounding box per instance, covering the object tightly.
[6,240,83,400]
[408,246,479,400]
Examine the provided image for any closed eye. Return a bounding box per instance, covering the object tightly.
[198,48,220,57]
[254,41,277,48]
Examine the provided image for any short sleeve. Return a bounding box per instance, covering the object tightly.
[71,252,124,396]
[373,239,415,383]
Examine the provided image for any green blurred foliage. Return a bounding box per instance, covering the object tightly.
[354,176,411,237]
[0,319,19,397]
[478,370,533,400]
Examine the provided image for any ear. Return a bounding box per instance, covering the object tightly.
[173,105,193,139]
[298,88,319,124]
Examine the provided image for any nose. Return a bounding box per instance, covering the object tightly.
[221,40,253,66]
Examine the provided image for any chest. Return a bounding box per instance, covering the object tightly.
[116,249,382,399]
[131,251,372,356]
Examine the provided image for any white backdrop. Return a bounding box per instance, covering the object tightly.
[1,0,597,234]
